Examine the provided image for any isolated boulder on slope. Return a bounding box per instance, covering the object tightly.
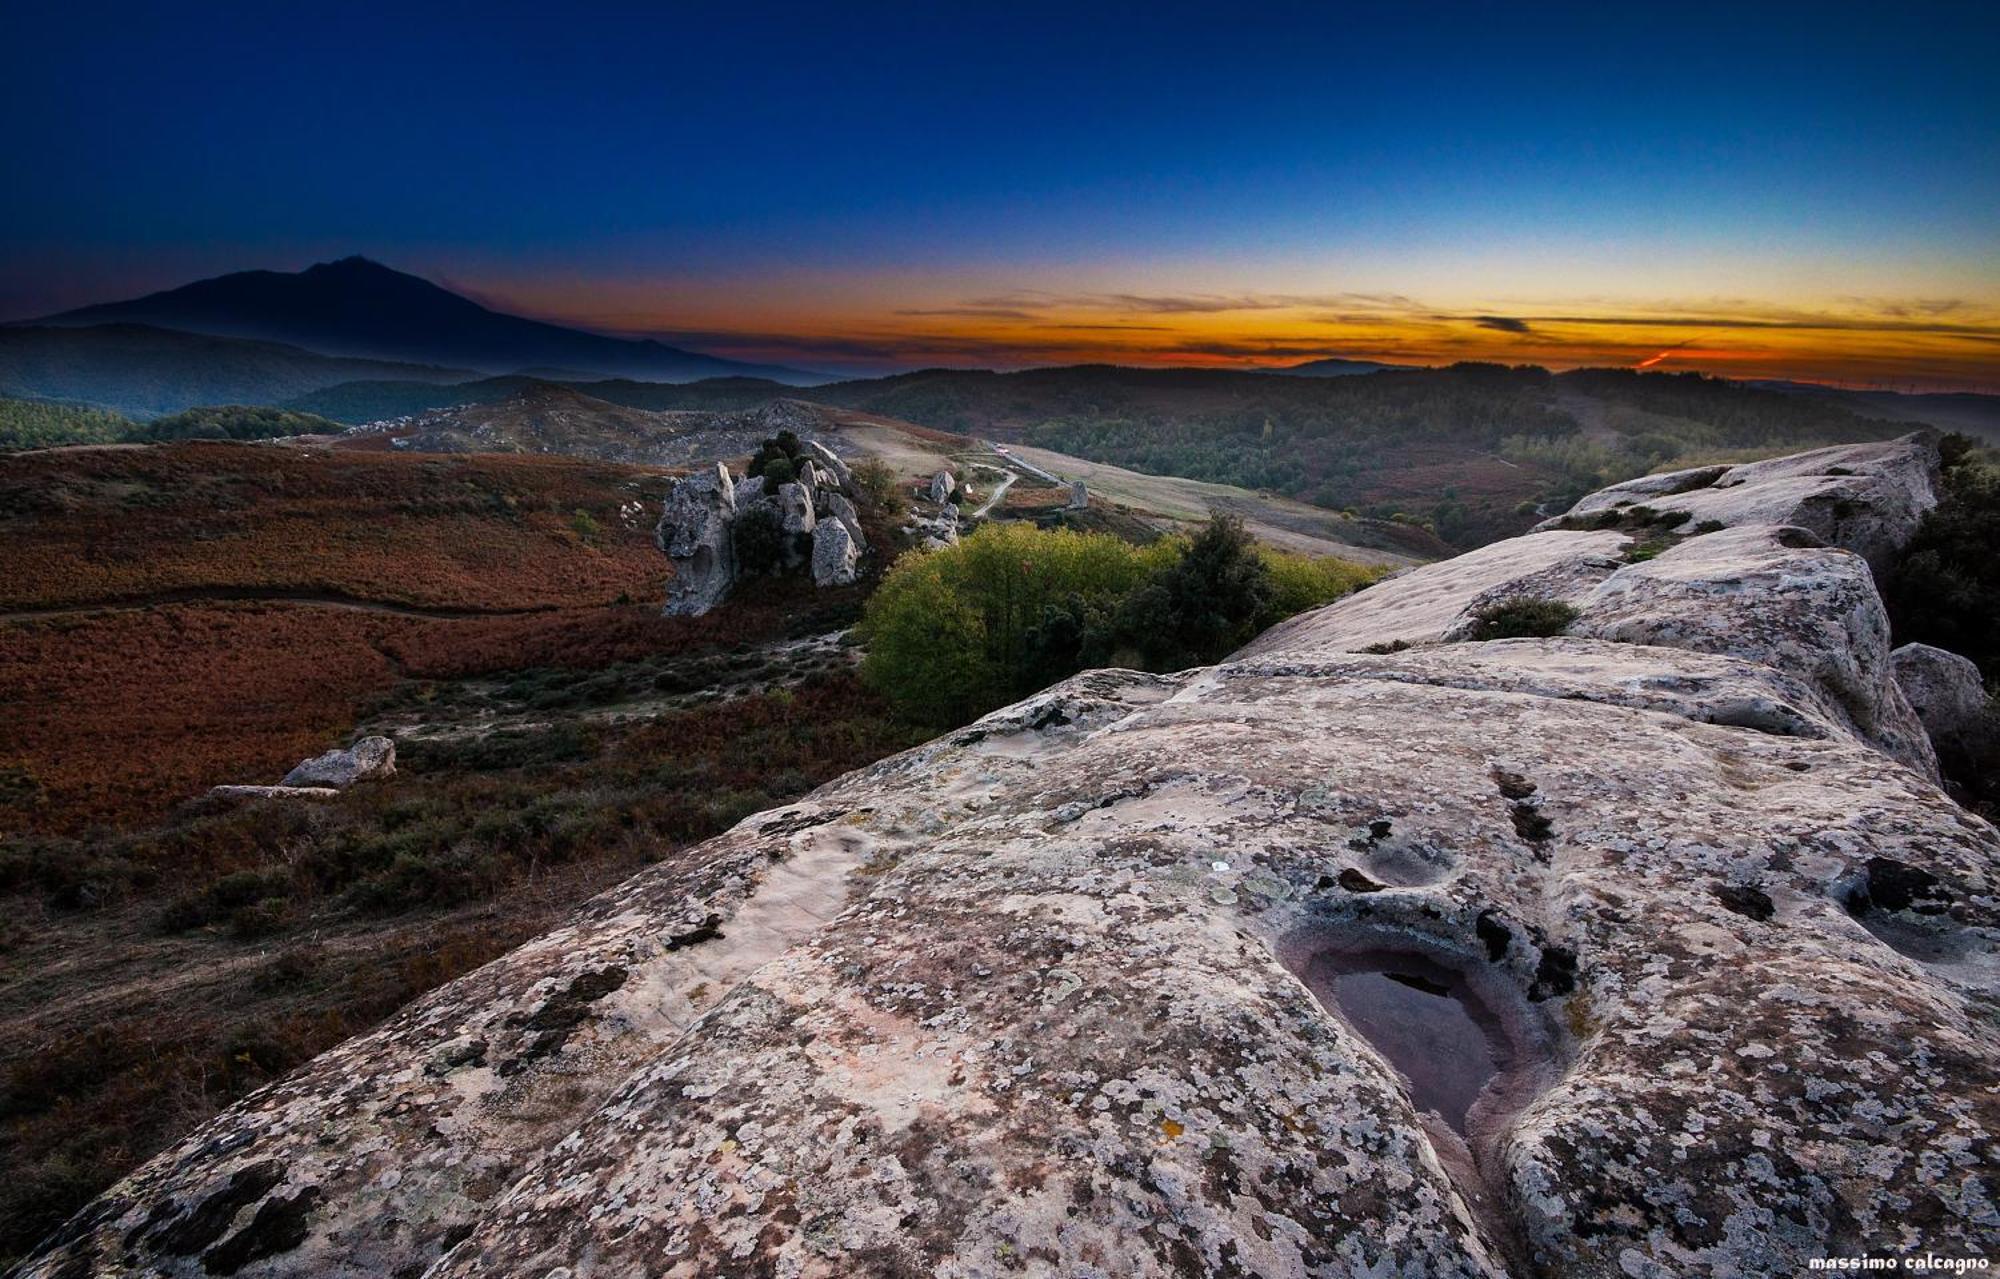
[279,735,396,788]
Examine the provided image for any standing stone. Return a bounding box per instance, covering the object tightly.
[1069,480,1089,509]
[804,439,852,488]
[810,519,859,586]
[823,490,865,543]
[929,470,956,504]
[657,463,737,616]
[775,481,816,537]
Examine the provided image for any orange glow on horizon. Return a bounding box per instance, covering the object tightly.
[485,278,2000,392]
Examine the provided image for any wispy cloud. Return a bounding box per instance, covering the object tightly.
[1473,315,1533,334]
[892,306,1037,320]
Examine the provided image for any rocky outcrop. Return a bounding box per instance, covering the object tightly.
[656,453,872,615]
[774,479,816,539]
[1536,436,1939,569]
[656,463,737,616]
[27,434,1999,1279]
[803,438,852,488]
[279,736,396,788]
[903,492,961,549]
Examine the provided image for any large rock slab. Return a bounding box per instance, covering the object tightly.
[24,434,1997,1279]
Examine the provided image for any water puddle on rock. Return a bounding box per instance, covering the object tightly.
[1280,925,1567,1268]
[1301,951,1497,1134]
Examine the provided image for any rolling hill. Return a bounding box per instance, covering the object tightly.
[28,256,825,385]
[287,362,1917,548]
[0,324,476,417]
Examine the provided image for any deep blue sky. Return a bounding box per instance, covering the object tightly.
[3,1,1996,383]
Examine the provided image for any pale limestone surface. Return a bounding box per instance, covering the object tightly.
[23,433,1998,1279]
[1535,435,1940,568]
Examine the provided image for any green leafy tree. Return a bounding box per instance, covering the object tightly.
[1116,515,1273,668]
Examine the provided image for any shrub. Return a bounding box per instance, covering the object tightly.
[732,504,789,577]
[1259,549,1382,628]
[1116,515,1273,670]
[1465,597,1578,640]
[761,457,796,493]
[860,517,1374,723]
[860,522,1173,722]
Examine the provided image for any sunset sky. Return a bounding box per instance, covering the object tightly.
[4,1,1996,387]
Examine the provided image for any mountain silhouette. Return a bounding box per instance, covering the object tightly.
[32,257,823,385]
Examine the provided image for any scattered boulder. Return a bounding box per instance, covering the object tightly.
[1892,641,1988,744]
[928,469,955,504]
[810,519,859,587]
[822,489,864,541]
[280,736,396,788]
[657,463,738,616]
[904,491,961,549]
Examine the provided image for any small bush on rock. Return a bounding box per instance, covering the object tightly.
[1465,597,1579,640]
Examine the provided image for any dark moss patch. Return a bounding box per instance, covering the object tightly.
[1529,946,1578,1001]
[498,965,629,1073]
[147,1161,285,1256]
[199,1186,321,1275]
[1712,883,1775,922]
[1475,909,1513,961]
[1337,868,1386,894]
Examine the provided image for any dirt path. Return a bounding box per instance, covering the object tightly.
[0,586,569,623]
[970,466,1018,517]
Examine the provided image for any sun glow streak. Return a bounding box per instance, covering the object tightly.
[485,272,2000,391]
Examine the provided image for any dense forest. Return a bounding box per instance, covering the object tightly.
[0,397,133,451]
[126,405,343,442]
[0,399,342,451]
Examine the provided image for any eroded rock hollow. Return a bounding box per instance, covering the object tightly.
[23,435,1998,1277]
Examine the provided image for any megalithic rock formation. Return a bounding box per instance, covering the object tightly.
[655,463,737,617]
[22,434,1999,1278]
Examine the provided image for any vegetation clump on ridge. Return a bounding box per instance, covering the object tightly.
[860,515,1380,723]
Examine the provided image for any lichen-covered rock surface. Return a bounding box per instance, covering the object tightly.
[277,735,397,788]
[24,434,1999,1279]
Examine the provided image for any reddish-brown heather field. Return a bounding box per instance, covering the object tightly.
[0,441,923,1260]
